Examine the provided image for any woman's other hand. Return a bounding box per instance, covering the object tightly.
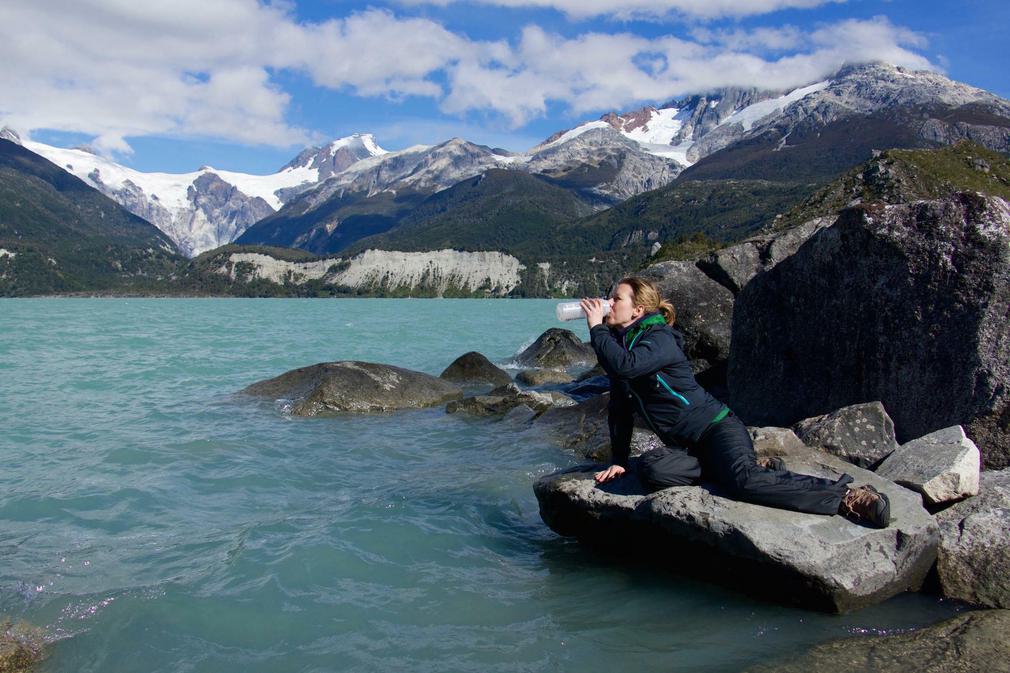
[594,464,626,484]
[580,297,607,328]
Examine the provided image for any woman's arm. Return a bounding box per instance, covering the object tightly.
[589,325,678,379]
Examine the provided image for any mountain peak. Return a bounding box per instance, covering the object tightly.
[281,133,386,176]
[0,126,22,144]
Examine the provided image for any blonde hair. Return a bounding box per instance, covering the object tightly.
[618,277,676,326]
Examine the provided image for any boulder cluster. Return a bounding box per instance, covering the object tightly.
[241,192,1010,641]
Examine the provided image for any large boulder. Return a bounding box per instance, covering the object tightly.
[439,351,511,388]
[640,260,734,363]
[698,216,834,294]
[935,469,1010,608]
[877,426,981,506]
[515,328,596,369]
[729,194,1010,468]
[534,433,937,613]
[744,609,1010,673]
[243,361,462,415]
[792,402,898,468]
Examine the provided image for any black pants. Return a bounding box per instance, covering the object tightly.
[638,415,850,515]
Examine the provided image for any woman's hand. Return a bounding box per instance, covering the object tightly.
[594,464,626,484]
[580,297,607,328]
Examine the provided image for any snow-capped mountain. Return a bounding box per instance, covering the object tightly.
[548,62,1010,168]
[16,133,386,256]
[13,62,1010,260]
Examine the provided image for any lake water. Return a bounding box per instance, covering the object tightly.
[0,299,960,672]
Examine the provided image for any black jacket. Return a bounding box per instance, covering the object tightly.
[590,314,728,467]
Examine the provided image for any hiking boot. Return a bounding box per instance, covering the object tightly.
[756,456,786,471]
[839,485,891,528]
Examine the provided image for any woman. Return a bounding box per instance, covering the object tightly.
[580,277,891,528]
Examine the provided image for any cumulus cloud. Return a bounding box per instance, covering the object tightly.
[397,0,843,21]
[0,1,487,155]
[0,0,935,154]
[441,16,934,123]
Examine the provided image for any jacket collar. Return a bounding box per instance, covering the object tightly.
[619,312,666,349]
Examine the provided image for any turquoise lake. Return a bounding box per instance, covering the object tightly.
[0,298,960,672]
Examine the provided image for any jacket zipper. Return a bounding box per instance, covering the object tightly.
[630,390,664,436]
[656,373,690,406]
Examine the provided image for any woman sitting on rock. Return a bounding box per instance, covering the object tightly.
[580,277,891,528]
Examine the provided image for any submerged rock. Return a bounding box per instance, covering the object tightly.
[439,351,511,388]
[877,426,980,505]
[729,194,1010,468]
[0,618,45,673]
[534,435,937,613]
[935,469,1010,608]
[515,328,595,369]
[243,361,462,415]
[745,609,1010,673]
[793,402,898,468]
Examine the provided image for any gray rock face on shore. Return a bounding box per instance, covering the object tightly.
[744,609,1010,673]
[516,368,574,386]
[534,435,937,613]
[439,351,512,387]
[793,402,898,468]
[729,193,1010,468]
[446,383,575,417]
[641,260,734,364]
[243,361,462,415]
[877,426,980,505]
[935,469,1010,608]
[698,216,835,295]
[532,392,666,462]
[515,328,596,369]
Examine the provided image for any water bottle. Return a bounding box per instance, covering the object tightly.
[555,300,611,322]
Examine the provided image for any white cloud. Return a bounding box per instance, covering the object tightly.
[0,1,935,154]
[397,0,844,21]
[440,17,934,124]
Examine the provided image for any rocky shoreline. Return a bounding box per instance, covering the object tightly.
[242,189,1010,664]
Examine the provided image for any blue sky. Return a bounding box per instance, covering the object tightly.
[1,0,1007,174]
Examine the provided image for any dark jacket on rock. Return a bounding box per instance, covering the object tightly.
[590,313,727,468]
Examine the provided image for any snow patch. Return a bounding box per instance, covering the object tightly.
[621,107,686,146]
[0,248,15,259]
[24,141,320,212]
[534,121,612,152]
[720,80,831,132]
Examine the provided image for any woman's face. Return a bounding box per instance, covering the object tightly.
[607,283,644,328]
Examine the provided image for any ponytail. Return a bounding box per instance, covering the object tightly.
[617,277,677,326]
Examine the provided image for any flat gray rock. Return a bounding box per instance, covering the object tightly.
[877,426,980,505]
[535,435,937,613]
[935,469,1010,608]
[515,368,574,386]
[745,610,1010,673]
[446,383,574,417]
[793,402,898,468]
[243,361,462,415]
